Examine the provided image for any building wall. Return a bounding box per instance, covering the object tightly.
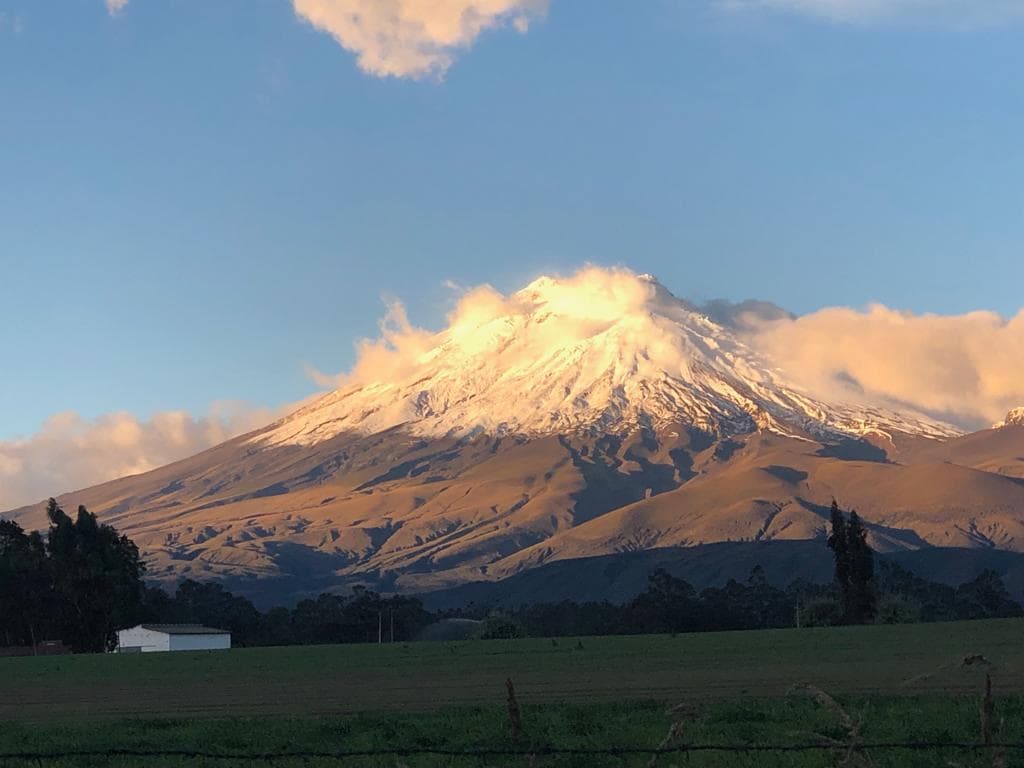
[116,627,231,653]
[168,634,231,652]
[116,627,171,653]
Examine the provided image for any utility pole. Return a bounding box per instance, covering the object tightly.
[390,607,395,643]
[377,610,382,644]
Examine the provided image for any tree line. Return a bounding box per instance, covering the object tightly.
[457,502,1023,638]
[463,560,1022,640]
[1,498,1021,652]
[0,500,144,652]
[0,500,432,652]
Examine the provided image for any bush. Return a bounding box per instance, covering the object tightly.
[800,597,843,627]
[875,593,922,624]
[475,614,524,640]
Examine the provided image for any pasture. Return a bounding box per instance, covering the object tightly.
[1,618,1023,766]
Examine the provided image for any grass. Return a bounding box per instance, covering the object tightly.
[1,618,1023,766]
[0,697,1020,767]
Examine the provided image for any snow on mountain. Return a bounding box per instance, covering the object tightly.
[256,268,959,448]
[995,407,1024,428]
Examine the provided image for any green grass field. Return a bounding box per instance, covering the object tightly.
[2,618,1023,766]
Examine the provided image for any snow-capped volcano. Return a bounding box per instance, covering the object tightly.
[258,268,958,448]
[7,267,1024,604]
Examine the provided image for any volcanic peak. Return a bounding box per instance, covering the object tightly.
[255,268,959,448]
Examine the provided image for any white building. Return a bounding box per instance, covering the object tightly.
[116,624,231,653]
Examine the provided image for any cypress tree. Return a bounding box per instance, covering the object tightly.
[826,500,851,620]
[847,511,877,623]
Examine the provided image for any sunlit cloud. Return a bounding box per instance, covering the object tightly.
[748,305,1024,430]
[93,1,1020,78]
[0,403,281,510]
[291,0,548,80]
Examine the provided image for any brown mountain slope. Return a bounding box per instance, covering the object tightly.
[6,422,1024,601]
[902,425,1024,478]
[469,434,1024,590]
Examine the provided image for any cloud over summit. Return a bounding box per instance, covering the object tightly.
[316,266,1024,432]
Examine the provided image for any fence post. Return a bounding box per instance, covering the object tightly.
[506,678,523,741]
[980,672,1007,768]
[647,721,685,768]
[981,673,994,747]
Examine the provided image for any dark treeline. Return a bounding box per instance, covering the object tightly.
[453,502,1024,638]
[0,500,432,651]
[458,562,1023,640]
[0,500,144,652]
[1,499,1022,652]
[142,582,432,648]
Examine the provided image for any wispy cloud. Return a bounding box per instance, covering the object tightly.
[304,298,433,389]
[291,0,548,80]
[720,0,1024,25]
[0,403,281,511]
[0,11,25,35]
[106,0,129,16]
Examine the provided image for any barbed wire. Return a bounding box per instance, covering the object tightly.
[0,741,1022,762]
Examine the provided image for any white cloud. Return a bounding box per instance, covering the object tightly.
[747,304,1024,429]
[291,0,548,80]
[0,403,279,511]
[303,363,348,389]
[306,297,437,388]
[722,0,1024,25]
[106,0,129,16]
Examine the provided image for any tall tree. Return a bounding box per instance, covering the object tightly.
[46,500,146,652]
[0,520,53,648]
[626,569,700,633]
[846,511,877,623]
[826,500,852,619]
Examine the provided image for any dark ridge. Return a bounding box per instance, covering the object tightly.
[816,437,890,463]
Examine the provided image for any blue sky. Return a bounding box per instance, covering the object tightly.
[1,0,1023,449]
